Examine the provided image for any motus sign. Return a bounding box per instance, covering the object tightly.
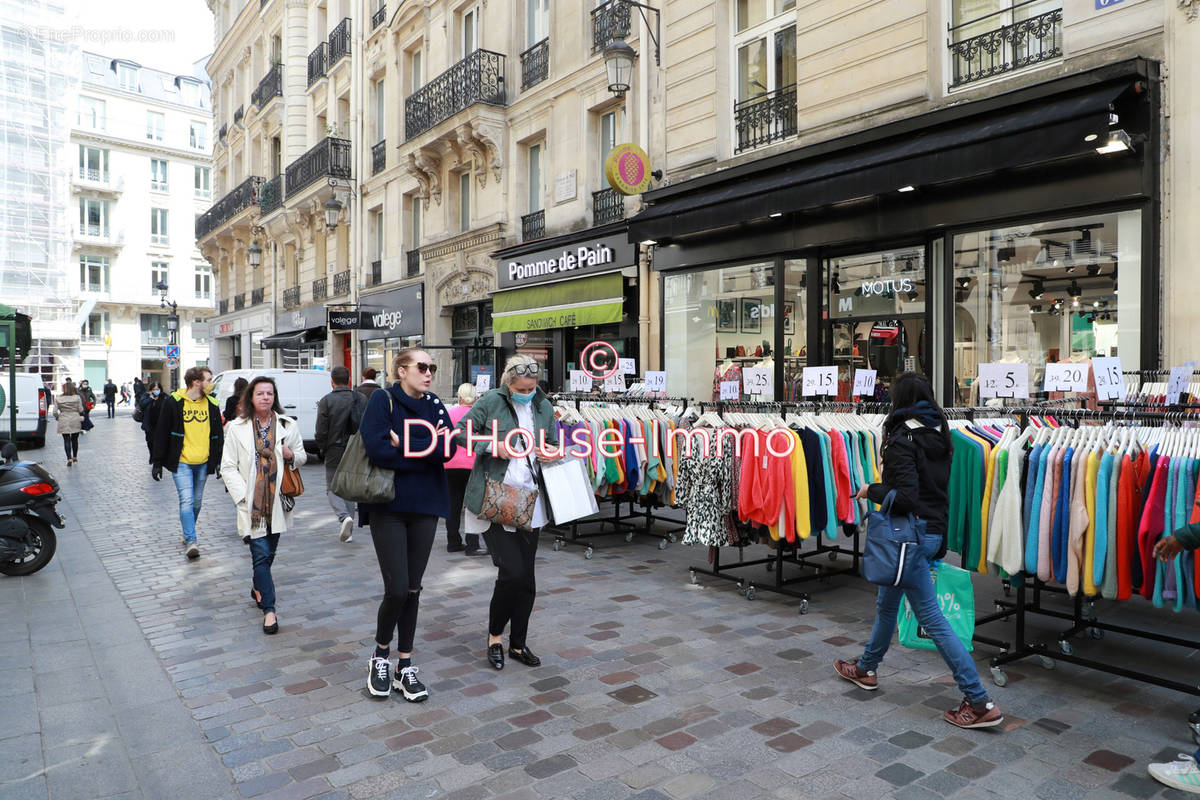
[860,278,914,296]
[496,232,636,289]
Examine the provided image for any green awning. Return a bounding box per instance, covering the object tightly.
[492,272,623,333]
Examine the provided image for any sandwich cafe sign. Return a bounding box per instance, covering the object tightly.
[497,232,636,290]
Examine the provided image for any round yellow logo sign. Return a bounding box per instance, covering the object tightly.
[604,143,652,196]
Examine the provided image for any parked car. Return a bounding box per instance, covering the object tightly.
[211,368,330,456]
[0,373,47,449]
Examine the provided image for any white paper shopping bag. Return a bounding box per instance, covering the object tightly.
[539,458,599,525]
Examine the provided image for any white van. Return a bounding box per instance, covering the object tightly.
[0,373,48,448]
[211,369,334,455]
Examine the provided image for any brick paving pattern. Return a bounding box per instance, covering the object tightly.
[1,413,1198,799]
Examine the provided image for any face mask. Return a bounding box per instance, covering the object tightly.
[511,390,534,405]
[152,389,161,396]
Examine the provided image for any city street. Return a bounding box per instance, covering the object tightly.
[1,410,1195,800]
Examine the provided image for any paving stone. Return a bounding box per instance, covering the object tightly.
[496,729,543,750]
[655,732,697,751]
[889,731,934,750]
[875,763,925,787]
[1108,772,1164,799]
[1083,749,1136,772]
[525,754,578,779]
[946,755,997,780]
[764,733,812,754]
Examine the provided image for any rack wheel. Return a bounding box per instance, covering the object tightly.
[1039,656,1056,670]
[1058,640,1074,657]
[828,552,838,562]
[1003,584,1012,598]
[553,539,562,552]
[745,586,757,601]
[584,547,594,560]
[668,534,677,544]
[658,539,668,551]
[798,599,809,615]
[990,666,1008,687]
[624,532,635,543]
[1088,627,1104,640]
[689,570,698,585]
[736,580,745,592]
[1190,711,1200,745]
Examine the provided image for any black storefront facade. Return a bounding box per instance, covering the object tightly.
[630,59,1160,407]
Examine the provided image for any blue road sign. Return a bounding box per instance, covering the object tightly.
[166,345,180,359]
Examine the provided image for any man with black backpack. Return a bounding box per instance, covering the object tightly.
[315,365,367,542]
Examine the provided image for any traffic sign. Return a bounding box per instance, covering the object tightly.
[166,344,180,359]
[167,357,179,369]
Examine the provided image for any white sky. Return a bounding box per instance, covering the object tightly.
[73,0,215,78]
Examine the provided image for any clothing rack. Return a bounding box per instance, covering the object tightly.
[550,392,690,410]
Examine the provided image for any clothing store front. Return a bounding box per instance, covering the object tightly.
[634,60,1160,405]
[491,228,639,392]
[265,305,328,370]
[357,284,427,388]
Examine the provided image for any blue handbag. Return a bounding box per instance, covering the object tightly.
[862,489,928,589]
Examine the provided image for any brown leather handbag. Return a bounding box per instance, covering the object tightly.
[479,461,538,531]
[280,462,304,498]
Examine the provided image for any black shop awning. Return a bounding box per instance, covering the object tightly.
[260,326,326,349]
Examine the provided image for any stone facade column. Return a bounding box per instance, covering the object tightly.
[283,0,311,162]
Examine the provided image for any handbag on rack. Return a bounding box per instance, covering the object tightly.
[329,392,396,504]
[861,489,927,589]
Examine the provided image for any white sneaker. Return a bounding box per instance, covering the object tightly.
[339,517,353,542]
[1149,754,1200,794]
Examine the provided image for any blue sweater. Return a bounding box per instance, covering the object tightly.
[359,384,458,518]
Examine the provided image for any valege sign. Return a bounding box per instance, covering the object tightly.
[496,232,636,289]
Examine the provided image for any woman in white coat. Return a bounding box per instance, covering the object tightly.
[220,376,307,634]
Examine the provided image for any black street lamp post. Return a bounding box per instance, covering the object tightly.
[156,280,180,390]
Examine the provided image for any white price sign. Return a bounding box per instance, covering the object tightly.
[474,373,491,393]
[802,366,838,397]
[978,362,1030,399]
[569,370,592,392]
[719,380,740,400]
[742,367,774,397]
[619,358,636,375]
[644,371,667,394]
[1092,356,1126,401]
[852,369,877,399]
[1043,362,1090,393]
[603,372,626,393]
[1167,361,1197,403]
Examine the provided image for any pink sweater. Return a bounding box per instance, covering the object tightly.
[444,405,476,471]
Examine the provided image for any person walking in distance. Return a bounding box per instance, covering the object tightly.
[140,383,164,464]
[834,372,1003,729]
[119,382,131,406]
[102,378,117,419]
[444,383,486,556]
[220,377,307,635]
[152,366,225,560]
[358,347,457,701]
[355,367,380,401]
[315,365,366,543]
[224,377,248,424]
[455,355,558,672]
[53,382,84,466]
[78,380,97,432]
[133,376,146,405]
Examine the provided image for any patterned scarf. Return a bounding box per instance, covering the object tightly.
[251,414,278,530]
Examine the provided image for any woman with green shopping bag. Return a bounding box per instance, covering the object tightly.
[833,373,1004,730]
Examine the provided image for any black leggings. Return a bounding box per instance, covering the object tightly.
[482,524,539,650]
[62,433,79,459]
[445,469,471,547]
[369,511,437,652]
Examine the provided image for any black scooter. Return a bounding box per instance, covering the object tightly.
[0,443,65,576]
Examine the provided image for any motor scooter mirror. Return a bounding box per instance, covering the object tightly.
[1,443,18,464]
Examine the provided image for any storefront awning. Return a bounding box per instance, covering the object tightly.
[492,273,623,333]
[260,326,326,349]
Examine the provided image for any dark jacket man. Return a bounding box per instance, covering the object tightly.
[152,389,225,475]
[102,381,117,402]
[315,375,366,472]
[355,368,380,401]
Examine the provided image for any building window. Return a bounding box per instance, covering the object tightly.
[179,80,201,106]
[409,48,423,93]
[82,311,110,343]
[194,166,211,198]
[189,121,207,150]
[372,208,384,260]
[527,143,542,213]
[140,313,170,345]
[146,111,165,141]
[948,0,1062,88]
[78,198,109,237]
[80,255,110,294]
[732,1,796,153]
[373,77,385,142]
[151,261,169,293]
[599,109,618,180]
[461,5,479,57]
[459,171,471,232]
[117,63,139,91]
[151,209,170,245]
[77,96,105,130]
[193,316,209,344]
[194,263,212,299]
[78,145,108,181]
[151,159,169,192]
[526,0,549,47]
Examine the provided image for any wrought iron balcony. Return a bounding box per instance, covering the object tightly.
[312,276,328,301]
[251,64,283,108]
[520,38,549,90]
[948,2,1062,88]
[219,299,229,315]
[591,0,632,53]
[371,4,387,30]
[234,293,246,310]
[284,136,352,196]
[251,288,264,305]
[233,105,244,127]
[521,209,545,242]
[196,175,264,239]
[592,188,625,226]
[282,286,300,309]
[370,260,382,285]
[332,270,350,297]
[372,139,387,175]
[406,250,420,278]
[734,84,797,154]
[328,18,352,68]
[307,42,327,87]
[259,174,283,216]
[405,49,507,140]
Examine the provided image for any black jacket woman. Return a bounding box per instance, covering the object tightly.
[140,383,164,463]
[224,377,248,423]
[834,372,1004,730]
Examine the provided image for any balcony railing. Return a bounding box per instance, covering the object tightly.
[285,136,352,196]
[307,42,327,86]
[234,293,246,310]
[141,334,169,346]
[592,188,625,226]
[251,64,283,108]
[406,250,421,278]
[329,18,352,67]
[219,299,229,315]
[520,38,549,90]
[282,286,300,309]
[405,49,507,140]
[78,168,108,183]
[313,276,328,301]
[251,288,264,305]
[591,0,632,53]
[734,84,797,154]
[948,3,1062,88]
[196,176,264,239]
[233,105,244,126]
[371,4,387,30]
[372,140,387,175]
[332,270,350,296]
[259,174,283,216]
[370,260,382,285]
[521,209,545,242]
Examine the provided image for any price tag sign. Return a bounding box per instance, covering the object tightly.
[569,370,592,392]
[1043,362,1090,393]
[619,358,636,375]
[1092,356,1126,401]
[978,363,1030,399]
[603,372,626,393]
[719,380,740,401]
[742,367,774,397]
[802,366,838,397]
[852,369,877,399]
[644,371,667,394]
[474,373,491,393]
[1167,361,1197,403]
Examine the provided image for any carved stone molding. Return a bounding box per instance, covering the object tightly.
[454,124,486,186]
[406,148,443,209]
[1180,0,1200,20]
[468,120,503,184]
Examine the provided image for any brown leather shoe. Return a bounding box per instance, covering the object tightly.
[944,698,1004,729]
[833,659,878,690]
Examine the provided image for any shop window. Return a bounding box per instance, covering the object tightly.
[952,210,1138,405]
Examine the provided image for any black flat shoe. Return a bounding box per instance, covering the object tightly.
[487,643,504,670]
[465,548,491,557]
[250,588,263,609]
[508,647,541,667]
[263,614,278,635]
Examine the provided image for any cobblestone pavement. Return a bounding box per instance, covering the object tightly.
[2,411,1199,800]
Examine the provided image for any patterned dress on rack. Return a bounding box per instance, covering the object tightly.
[676,439,732,547]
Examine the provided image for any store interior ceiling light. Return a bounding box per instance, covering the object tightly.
[898,185,915,193]
[769,212,783,218]
[1068,280,1082,298]
[640,238,657,246]
[1096,129,1132,154]
[1029,280,1045,300]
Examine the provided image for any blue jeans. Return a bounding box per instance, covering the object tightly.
[249,533,280,614]
[858,552,990,705]
[172,463,208,544]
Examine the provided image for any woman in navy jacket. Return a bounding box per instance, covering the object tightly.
[358,347,457,703]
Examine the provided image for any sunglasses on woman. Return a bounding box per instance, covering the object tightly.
[403,361,437,375]
[508,363,539,377]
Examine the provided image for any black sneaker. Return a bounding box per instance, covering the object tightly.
[367,656,392,698]
[394,665,428,702]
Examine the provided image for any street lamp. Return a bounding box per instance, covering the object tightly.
[600,2,661,97]
[248,239,263,268]
[324,196,343,230]
[156,279,180,390]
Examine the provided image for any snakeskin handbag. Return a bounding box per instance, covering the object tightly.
[479,463,539,531]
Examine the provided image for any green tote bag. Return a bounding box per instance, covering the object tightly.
[897,562,976,652]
